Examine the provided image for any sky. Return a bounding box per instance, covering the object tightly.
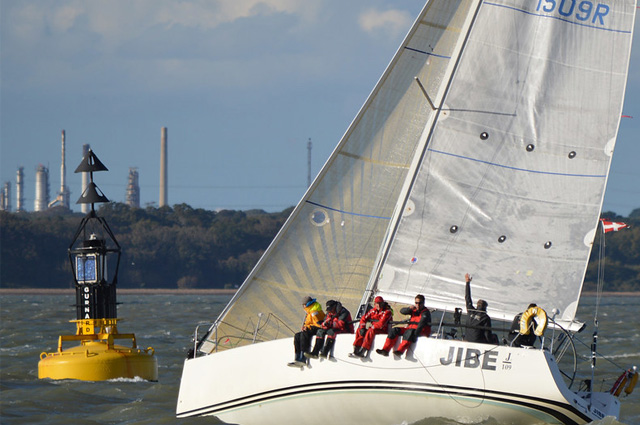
[1,0,639,215]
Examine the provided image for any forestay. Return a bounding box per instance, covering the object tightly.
[200,1,479,352]
[377,0,636,329]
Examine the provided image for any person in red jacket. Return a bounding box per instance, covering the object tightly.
[376,294,431,357]
[305,300,354,360]
[350,296,392,358]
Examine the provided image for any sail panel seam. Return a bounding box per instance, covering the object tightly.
[305,200,391,220]
[404,46,451,59]
[427,148,606,178]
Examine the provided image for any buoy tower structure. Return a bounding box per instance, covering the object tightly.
[38,150,158,381]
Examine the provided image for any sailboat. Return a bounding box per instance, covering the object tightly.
[177,1,637,424]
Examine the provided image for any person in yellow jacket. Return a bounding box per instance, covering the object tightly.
[288,296,325,367]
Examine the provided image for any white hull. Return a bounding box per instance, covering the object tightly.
[176,336,619,424]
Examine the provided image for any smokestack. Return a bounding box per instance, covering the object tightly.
[16,167,24,212]
[48,130,71,209]
[35,164,50,212]
[159,127,168,207]
[60,130,69,208]
[81,144,90,213]
[61,131,66,193]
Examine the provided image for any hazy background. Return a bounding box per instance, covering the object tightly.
[2,0,639,213]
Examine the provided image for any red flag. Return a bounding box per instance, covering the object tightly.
[600,219,629,233]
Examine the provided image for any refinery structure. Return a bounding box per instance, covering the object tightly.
[0,128,169,213]
[126,168,140,208]
[47,130,71,209]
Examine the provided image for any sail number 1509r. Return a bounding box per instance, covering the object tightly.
[536,0,610,25]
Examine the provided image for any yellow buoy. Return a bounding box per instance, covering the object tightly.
[38,149,158,382]
[38,318,157,381]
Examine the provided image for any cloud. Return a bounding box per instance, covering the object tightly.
[52,4,84,33]
[0,1,415,97]
[156,0,304,29]
[358,8,413,38]
[3,1,309,48]
[1,0,316,93]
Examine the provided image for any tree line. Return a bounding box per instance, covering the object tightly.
[0,203,291,290]
[1,204,638,291]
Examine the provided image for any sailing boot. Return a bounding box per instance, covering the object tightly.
[349,346,365,358]
[358,346,369,358]
[320,337,335,359]
[288,352,307,367]
[304,338,324,359]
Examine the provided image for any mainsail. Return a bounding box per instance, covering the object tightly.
[377,0,636,328]
[201,1,480,352]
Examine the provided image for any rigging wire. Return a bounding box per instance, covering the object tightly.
[595,222,607,323]
[588,223,605,396]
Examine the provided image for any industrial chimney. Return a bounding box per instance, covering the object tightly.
[49,130,71,209]
[159,127,168,207]
[16,167,24,212]
[60,130,70,207]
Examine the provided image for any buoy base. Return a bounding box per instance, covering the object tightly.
[38,319,158,381]
[39,340,158,381]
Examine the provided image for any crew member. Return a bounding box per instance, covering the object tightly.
[376,294,431,357]
[351,296,392,358]
[507,303,538,347]
[288,296,325,367]
[305,300,354,360]
[464,273,494,344]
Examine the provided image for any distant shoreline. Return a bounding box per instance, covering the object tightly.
[0,288,638,296]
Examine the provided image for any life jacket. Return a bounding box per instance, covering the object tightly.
[303,301,325,329]
[406,306,432,337]
[360,304,393,331]
[322,304,354,334]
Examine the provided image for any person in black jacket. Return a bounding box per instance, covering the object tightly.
[507,303,538,347]
[464,273,493,344]
[305,300,354,360]
[376,294,431,357]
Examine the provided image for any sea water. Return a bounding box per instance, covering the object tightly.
[1,294,638,425]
